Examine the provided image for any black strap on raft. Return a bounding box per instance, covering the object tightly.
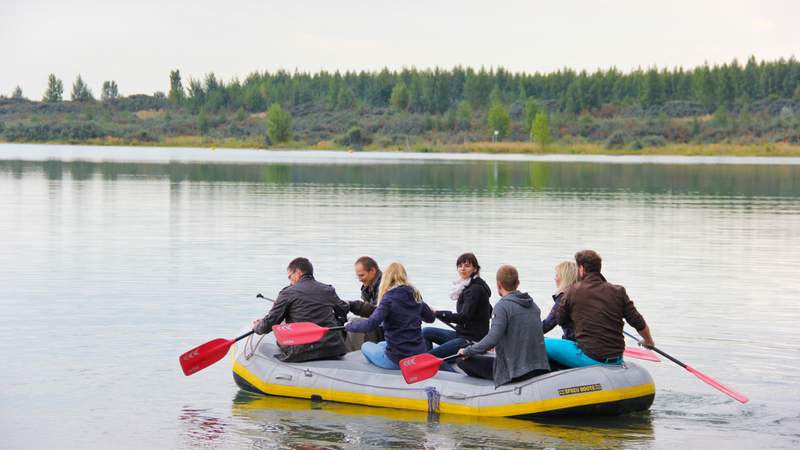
[425,386,441,414]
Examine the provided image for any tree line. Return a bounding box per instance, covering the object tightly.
[16,56,798,115]
[2,56,798,147]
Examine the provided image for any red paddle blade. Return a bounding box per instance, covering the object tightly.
[686,365,749,403]
[399,353,445,384]
[624,346,661,362]
[179,338,235,376]
[272,322,329,346]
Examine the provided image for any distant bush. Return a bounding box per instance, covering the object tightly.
[334,126,365,148]
[640,135,667,147]
[605,131,626,149]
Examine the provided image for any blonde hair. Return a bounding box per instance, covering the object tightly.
[555,261,578,293]
[377,262,422,304]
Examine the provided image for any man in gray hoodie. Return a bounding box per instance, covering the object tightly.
[457,264,550,387]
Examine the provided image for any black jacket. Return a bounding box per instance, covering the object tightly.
[255,274,349,362]
[435,276,492,342]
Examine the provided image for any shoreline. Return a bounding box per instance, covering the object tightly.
[2,137,800,158]
[4,142,800,166]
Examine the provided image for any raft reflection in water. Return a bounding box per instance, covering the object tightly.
[231,391,655,449]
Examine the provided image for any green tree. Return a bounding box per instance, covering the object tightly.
[43,74,63,102]
[641,68,664,108]
[11,85,24,99]
[266,103,293,143]
[70,75,94,102]
[463,68,492,108]
[389,81,409,110]
[531,112,552,147]
[523,98,540,133]
[337,85,356,110]
[101,81,119,102]
[455,100,472,130]
[168,70,185,105]
[197,109,209,134]
[487,100,511,138]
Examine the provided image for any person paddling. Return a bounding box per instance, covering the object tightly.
[252,257,350,362]
[456,265,549,387]
[548,250,655,367]
[345,262,435,369]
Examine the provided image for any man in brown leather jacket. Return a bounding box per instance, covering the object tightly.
[252,257,349,362]
[551,250,655,367]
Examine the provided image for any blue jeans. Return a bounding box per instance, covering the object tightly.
[422,327,469,358]
[544,337,624,368]
[360,341,400,370]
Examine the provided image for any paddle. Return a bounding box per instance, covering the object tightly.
[623,331,749,403]
[400,353,461,384]
[179,293,276,376]
[180,330,254,376]
[272,322,345,346]
[623,346,661,362]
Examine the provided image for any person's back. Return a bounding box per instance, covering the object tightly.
[491,290,550,385]
[253,258,349,362]
[565,272,645,361]
[550,250,654,368]
[380,285,433,360]
[345,262,435,369]
[458,265,549,387]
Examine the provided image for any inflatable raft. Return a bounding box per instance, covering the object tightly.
[232,335,655,418]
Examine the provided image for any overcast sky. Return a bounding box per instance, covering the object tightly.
[2,0,798,98]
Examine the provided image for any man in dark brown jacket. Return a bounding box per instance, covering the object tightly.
[551,250,655,367]
[253,257,350,362]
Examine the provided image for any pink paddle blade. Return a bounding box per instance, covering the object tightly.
[399,353,445,384]
[686,366,749,403]
[179,338,235,376]
[272,322,329,346]
[624,346,661,362]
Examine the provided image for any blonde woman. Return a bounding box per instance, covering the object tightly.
[345,262,435,369]
[542,261,577,341]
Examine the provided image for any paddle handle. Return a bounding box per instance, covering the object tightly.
[441,353,463,363]
[236,330,256,342]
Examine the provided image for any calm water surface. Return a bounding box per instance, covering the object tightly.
[1,144,799,449]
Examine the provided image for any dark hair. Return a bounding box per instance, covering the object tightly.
[575,250,602,273]
[354,256,379,272]
[456,252,480,275]
[496,264,519,291]
[287,257,313,276]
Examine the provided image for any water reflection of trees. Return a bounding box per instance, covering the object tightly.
[1,159,798,197]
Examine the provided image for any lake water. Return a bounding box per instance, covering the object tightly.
[1,143,799,449]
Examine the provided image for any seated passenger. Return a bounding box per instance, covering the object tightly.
[548,250,655,368]
[457,265,550,387]
[422,252,491,359]
[252,257,350,362]
[344,256,384,351]
[541,261,578,341]
[345,262,435,370]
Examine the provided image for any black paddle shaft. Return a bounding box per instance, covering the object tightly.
[623,330,687,368]
[235,330,256,342]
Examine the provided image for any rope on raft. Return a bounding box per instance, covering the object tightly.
[242,335,559,401]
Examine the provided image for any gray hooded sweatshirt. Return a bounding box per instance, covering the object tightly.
[462,290,550,387]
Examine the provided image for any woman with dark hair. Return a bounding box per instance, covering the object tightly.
[422,253,492,362]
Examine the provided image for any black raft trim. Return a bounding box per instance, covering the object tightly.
[514,394,655,418]
[233,372,264,394]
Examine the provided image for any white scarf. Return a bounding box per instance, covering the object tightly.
[449,276,471,301]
